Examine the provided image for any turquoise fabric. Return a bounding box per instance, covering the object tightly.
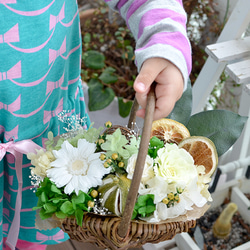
[0,0,90,247]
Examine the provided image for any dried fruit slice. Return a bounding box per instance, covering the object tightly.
[178,136,218,177]
[151,118,190,144]
[98,174,131,216]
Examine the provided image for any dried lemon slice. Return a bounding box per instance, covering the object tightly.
[178,136,218,177]
[151,118,190,144]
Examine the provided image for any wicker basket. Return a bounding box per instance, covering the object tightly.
[60,84,197,249]
[61,213,196,250]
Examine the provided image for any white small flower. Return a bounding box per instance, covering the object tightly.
[46,139,111,195]
[126,154,154,183]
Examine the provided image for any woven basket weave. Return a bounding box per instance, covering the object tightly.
[60,84,197,249]
[61,213,196,250]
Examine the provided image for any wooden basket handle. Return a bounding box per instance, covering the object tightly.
[118,83,156,238]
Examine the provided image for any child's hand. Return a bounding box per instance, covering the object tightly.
[134,57,184,121]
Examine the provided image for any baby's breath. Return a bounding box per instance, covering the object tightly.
[58,110,88,137]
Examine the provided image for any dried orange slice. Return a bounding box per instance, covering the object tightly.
[178,136,218,177]
[151,118,190,144]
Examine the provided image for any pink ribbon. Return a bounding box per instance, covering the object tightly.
[0,140,43,250]
[0,23,19,43]
[36,230,65,243]
[48,38,66,65]
[0,95,21,113]
[49,3,65,30]
[0,61,21,81]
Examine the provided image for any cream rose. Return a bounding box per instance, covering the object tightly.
[28,149,55,179]
[154,143,197,187]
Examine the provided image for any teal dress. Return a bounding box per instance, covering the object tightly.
[0,0,90,248]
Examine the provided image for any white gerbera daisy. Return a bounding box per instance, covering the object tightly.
[46,139,111,195]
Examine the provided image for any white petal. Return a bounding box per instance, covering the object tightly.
[78,176,91,193]
[50,158,68,168]
[64,180,75,195]
[78,139,96,158]
[88,152,100,162]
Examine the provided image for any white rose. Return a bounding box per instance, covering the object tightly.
[126,154,154,183]
[154,143,197,187]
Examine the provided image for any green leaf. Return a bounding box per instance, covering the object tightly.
[83,50,105,70]
[75,208,84,226]
[43,203,58,214]
[47,131,54,141]
[51,184,62,195]
[77,203,88,210]
[32,206,42,211]
[148,136,164,158]
[39,208,53,220]
[55,211,67,219]
[50,197,66,204]
[83,33,91,43]
[137,194,154,207]
[132,209,138,220]
[36,197,44,207]
[145,205,156,214]
[99,67,118,84]
[187,110,248,156]
[41,191,48,203]
[72,191,86,209]
[60,201,74,214]
[118,97,133,118]
[167,79,192,126]
[88,79,115,111]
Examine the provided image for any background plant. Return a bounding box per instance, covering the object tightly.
[81,7,136,117]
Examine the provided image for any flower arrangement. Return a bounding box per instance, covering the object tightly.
[28,118,216,227]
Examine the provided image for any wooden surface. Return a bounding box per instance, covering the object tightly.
[205,36,250,63]
[226,57,250,84]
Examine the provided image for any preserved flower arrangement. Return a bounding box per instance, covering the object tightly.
[26,83,247,249]
[27,117,218,228]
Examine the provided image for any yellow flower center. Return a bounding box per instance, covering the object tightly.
[167,167,176,177]
[70,159,88,175]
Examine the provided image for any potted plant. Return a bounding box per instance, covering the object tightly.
[81,6,136,118]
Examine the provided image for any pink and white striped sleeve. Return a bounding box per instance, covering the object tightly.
[104,0,192,90]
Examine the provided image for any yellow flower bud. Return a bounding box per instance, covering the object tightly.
[90,190,98,198]
[88,200,95,208]
[174,194,180,202]
[167,192,175,200]
[104,162,109,168]
[98,139,105,144]
[112,153,118,160]
[118,161,124,168]
[105,121,112,128]
[106,159,112,164]
[162,198,169,205]
[100,154,106,161]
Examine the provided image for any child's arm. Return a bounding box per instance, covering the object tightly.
[104,0,191,120]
